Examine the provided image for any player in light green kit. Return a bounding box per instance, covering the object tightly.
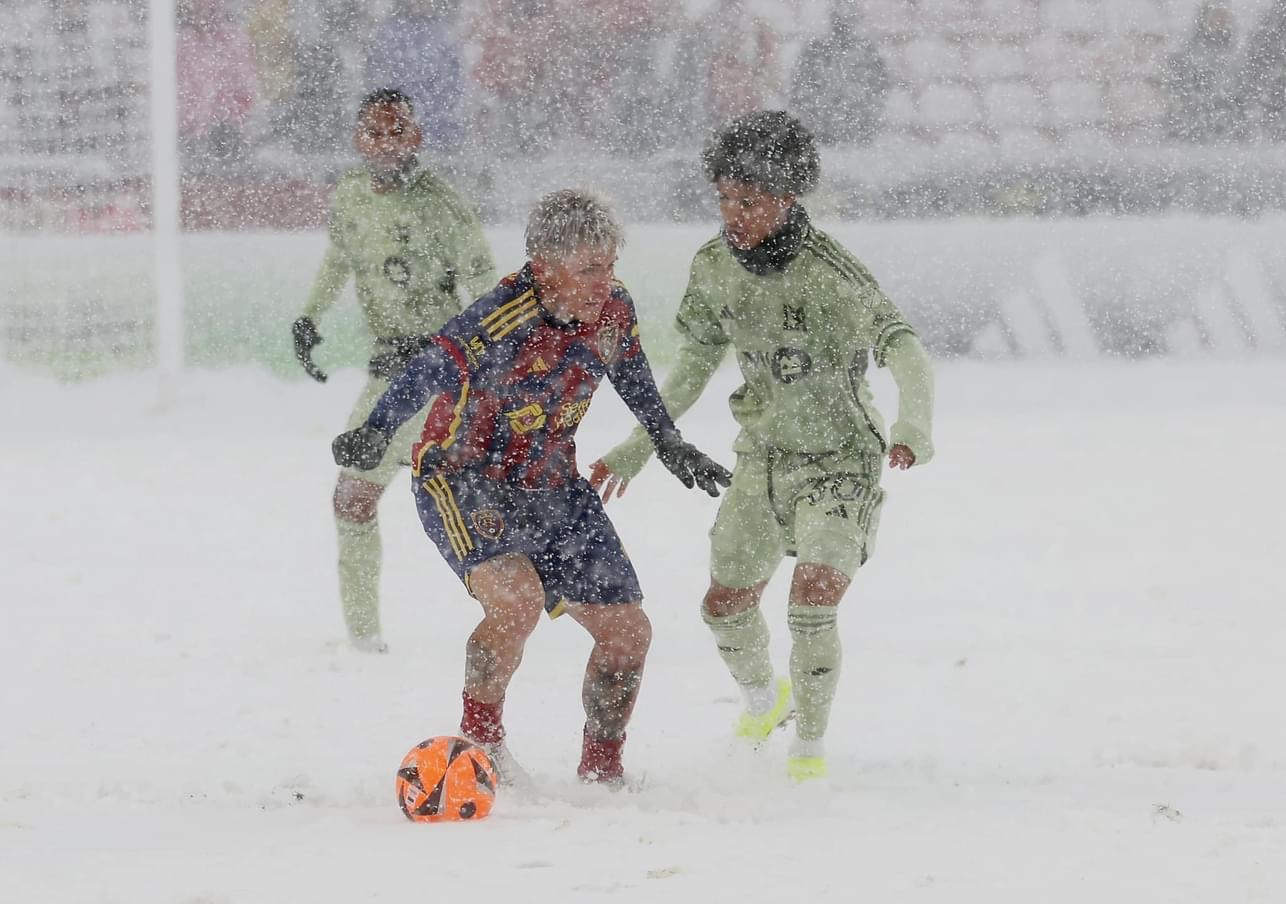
[292,88,496,652]
[590,111,935,780]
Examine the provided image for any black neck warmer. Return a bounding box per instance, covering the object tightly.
[727,204,810,275]
[370,156,419,191]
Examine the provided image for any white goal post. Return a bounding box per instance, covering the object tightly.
[149,0,182,377]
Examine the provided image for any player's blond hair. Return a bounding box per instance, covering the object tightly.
[525,189,624,261]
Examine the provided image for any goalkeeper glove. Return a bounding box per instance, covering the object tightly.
[653,431,732,497]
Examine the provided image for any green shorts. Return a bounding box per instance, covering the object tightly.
[341,375,434,488]
[708,447,886,589]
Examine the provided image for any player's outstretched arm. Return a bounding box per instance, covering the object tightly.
[331,340,462,469]
[593,335,727,502]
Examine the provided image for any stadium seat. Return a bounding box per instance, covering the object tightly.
[1045,79,1105,129]
[1043,0,1106,36]
[903,38,968,83]
[1104,0,1167,36]
[918,84,984,130]
[979,0,1042,39]
[936,128,997,159]
[884,88,921,131]
[997,126,1053,156]
[970,44,1031,82]
[985,82,1045,129]
[863,0,918,39]
[1105,79,1165,127]
[912,0,978,36]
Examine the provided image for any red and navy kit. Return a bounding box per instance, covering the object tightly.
[367,263,674,487]
[365,264,675,611]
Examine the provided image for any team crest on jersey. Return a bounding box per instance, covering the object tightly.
[771,347,813,384]
[470,509,505,540]
[505,403,546,434]
[595,323,624,365]
[383,256,412,288]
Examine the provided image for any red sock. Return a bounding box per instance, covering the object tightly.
[460,692,504,746]
[577,728,625,782]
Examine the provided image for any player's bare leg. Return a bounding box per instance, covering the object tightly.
[566,602,652,783]
[785,562,850,780]
[333,474,387,651]
[462,553,544,702]
[456,553,544,785]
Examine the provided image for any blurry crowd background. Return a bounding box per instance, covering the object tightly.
[5,0,1286,231]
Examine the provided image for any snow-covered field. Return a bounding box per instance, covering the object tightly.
[2,359,1284,903]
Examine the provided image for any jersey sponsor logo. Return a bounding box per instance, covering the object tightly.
[771,347,813,384]
[505,402,546,434]
[553,398,591,431]
[530,356,550,374]
[470,508,505,541]
[783,304,806,331]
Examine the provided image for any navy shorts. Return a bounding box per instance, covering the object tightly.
[412,469,643,615]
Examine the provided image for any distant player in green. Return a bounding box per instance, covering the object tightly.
[292,88,496,652]
[590,111,935,780]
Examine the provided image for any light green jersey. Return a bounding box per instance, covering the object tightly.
[602,224,934,478]
[301,165,496,342]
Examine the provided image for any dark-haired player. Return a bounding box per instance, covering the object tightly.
[292,88,496,652]
[591,111,936,781]
[333,190,731,785]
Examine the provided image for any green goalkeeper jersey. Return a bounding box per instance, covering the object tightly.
[602,224,935,477]
[301,165,496,341]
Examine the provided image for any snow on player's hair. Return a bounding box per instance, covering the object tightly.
[358,87,415,119]
[702,110,820,196]
[525,189,624,261]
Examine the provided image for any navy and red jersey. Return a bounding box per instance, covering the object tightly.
[366,263,675,490]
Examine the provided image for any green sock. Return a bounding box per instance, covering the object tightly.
[788,605,842,742]
[337,516,382,639]
[702,606,774,694]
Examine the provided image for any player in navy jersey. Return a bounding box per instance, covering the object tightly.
[333,190,731,785]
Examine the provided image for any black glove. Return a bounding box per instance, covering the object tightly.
[292,316,328,383]
[653,431,733,497]
[332,426,391,470]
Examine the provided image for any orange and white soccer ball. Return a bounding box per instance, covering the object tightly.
[396,736,497,823]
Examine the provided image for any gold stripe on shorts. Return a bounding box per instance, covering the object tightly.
[422,475,474,560]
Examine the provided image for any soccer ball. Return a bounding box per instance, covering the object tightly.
[396,736,497,823]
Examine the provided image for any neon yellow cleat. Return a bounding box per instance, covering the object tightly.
[786,755,827,782]
[734,677,794,742]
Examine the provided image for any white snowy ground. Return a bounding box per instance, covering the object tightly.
[2,359,1284,903]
